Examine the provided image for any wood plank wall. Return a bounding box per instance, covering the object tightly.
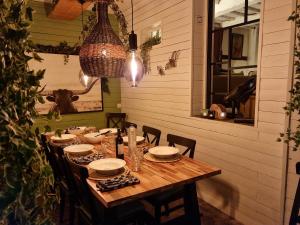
[29,1,121,130]
[119,0,295,224]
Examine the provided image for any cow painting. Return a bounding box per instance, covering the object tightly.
[41,79,99,114]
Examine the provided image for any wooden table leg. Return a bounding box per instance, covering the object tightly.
[183,182,201,225]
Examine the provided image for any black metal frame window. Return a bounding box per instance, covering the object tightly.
[206,0,260,111]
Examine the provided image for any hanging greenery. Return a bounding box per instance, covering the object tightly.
[279,6,300,151]
[140,32,161,74]
[0,1,56,224]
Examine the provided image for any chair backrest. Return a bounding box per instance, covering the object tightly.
[142,125,161,146]
[124,121,137,134]
[49,145,74,189]
[106,112,126,129]
[167,134,196,158]
[65,157,101,224]
[40,136,60,181]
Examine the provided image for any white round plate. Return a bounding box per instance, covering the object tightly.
[122,136,145,143]
[149,146,180,159]
[89,158,126,175]
[50,134,76,143]
[68,126,86,135]
[64,144,94,156]
[84,132,104,144]
[99,128,118,135]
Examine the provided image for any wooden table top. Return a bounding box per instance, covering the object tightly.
[47,133,221,208]
[87,145,221,208]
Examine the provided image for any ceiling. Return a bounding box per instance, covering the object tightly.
[214,0,261,27]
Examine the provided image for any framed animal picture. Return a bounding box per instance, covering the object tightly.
[29,53,103,115]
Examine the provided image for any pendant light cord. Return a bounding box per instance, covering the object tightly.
[81,3,84,29]
[131,0,134,31]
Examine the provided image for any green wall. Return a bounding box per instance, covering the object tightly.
[29,1,121,130]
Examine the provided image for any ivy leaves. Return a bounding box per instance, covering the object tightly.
[279,8,300,151]
[0,1,56,224]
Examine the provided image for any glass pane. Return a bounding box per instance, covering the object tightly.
[213,0,245,29]
[248,0,261,22]
[231,23,259,76]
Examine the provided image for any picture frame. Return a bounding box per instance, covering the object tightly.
[29,53,103,115]
[231,33,244,60]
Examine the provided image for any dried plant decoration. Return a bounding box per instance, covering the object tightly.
[157,50,181,75]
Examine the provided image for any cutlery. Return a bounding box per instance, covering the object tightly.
[99,130,111,135]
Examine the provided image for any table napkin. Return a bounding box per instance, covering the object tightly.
[96,173,140,192]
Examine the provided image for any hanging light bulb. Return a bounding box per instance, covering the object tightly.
[79,70,93,88]
[123,0,144,87]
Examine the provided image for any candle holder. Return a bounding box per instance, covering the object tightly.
[200,109,209,118]
[208,110,215,119]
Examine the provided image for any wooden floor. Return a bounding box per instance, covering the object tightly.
[56,198,243,225]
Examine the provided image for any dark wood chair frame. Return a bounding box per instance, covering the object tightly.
[106,113,126,129]
[48,144,77,225]
[123,121,137,134]
[142,125,161,146]
[290,162,300,225]
[148,133,196,223]
[64,156,153,225]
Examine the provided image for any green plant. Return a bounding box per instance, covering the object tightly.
[140,32,161,74]
[279,6,300,151]
[0,1,56,224]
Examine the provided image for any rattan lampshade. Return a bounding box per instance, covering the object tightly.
[79,0,126,77]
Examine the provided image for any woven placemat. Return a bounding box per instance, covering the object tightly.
[88,166,130,181]
[95,170,140,192]
[144,153,182,163]
[49,138,81,148]
[69,152,105,165]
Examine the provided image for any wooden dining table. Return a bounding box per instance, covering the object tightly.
[48,132,221,225]
[86,140,221,225]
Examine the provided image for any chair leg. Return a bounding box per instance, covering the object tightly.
[164,204,170,216]
[154,205,161,224]
[69,198,75,225]
[59,190,65,223]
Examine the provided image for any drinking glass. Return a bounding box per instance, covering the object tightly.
[130,147,142,172]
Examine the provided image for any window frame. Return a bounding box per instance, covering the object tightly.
[206,0,260,108]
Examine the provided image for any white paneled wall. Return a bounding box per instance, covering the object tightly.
[120,0,295,225]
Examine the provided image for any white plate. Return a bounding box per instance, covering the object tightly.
[149,146,180,159]
[84,132,104,144]
[63,144,94,156]
[89,158,126,175]
[50,134,76,143]
[122,136,145,143]
[99,128,118,135]
[68,126,86,135]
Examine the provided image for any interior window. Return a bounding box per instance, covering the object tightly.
[206,0,261,125]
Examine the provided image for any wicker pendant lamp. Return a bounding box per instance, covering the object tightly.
[79,0,126,77]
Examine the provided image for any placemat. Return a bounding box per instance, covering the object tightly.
[70,152,105,165]
[95,171,140,192]
[49,138,81,148]
[144,152,182,163]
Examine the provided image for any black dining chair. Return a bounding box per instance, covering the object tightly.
[289,162,300,225]
[142,125,161,146]
[123,121,137,134]
[64,156,152,225]
[40,134,60,183]
[147,133,196,223]
[106,113,126,129]
[48,144,77,225]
